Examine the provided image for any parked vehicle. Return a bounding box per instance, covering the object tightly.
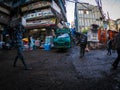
[53,28,71,49]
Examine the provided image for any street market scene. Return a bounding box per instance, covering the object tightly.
[0,0,120,90]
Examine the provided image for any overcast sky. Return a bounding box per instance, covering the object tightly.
[66,0,120,23]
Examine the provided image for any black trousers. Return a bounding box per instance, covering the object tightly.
[13,47,27,68]
[112,48,120,68]
[80,46,86,57]
[107,47,112,55]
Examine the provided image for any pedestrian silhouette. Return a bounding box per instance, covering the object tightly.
[111,29,120,70]
[107,37,112,55]
[13,23,31,70]
[28,35,31,50]
[77,34,87,58]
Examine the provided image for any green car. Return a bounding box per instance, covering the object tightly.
[53,28,71,49]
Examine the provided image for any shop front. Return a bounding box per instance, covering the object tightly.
[23,27,56,49]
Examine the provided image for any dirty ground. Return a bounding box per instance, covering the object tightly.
[0,46,120,90]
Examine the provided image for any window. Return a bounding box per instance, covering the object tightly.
[78,10,84,14]
[79,10,89,14]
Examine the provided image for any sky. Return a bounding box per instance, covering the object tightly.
[66,0,120,23]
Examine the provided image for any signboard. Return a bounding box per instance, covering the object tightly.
[103,23,107,29]
[24,8,54,20]
[26,18,56,26]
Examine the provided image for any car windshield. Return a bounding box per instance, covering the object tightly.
[57,33,69,38]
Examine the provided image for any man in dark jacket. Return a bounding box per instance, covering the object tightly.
[77,34,87,58]
[112,29,120,70]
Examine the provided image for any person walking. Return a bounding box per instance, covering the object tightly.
[28,35,31,50]
[107,37,112,55]
[112,29,120,70]
[13,23,31,70]
[28,35,35,50]
[77,34,87,58]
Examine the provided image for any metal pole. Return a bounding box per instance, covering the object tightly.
[75,0,79,32]
[107,12,110,30]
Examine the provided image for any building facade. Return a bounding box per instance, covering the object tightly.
[107,19,117,31]
[0,0,67,45]
[75,3,103,32]
[116,19,120,30]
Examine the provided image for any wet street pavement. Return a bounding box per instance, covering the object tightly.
[0,46,120,90]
